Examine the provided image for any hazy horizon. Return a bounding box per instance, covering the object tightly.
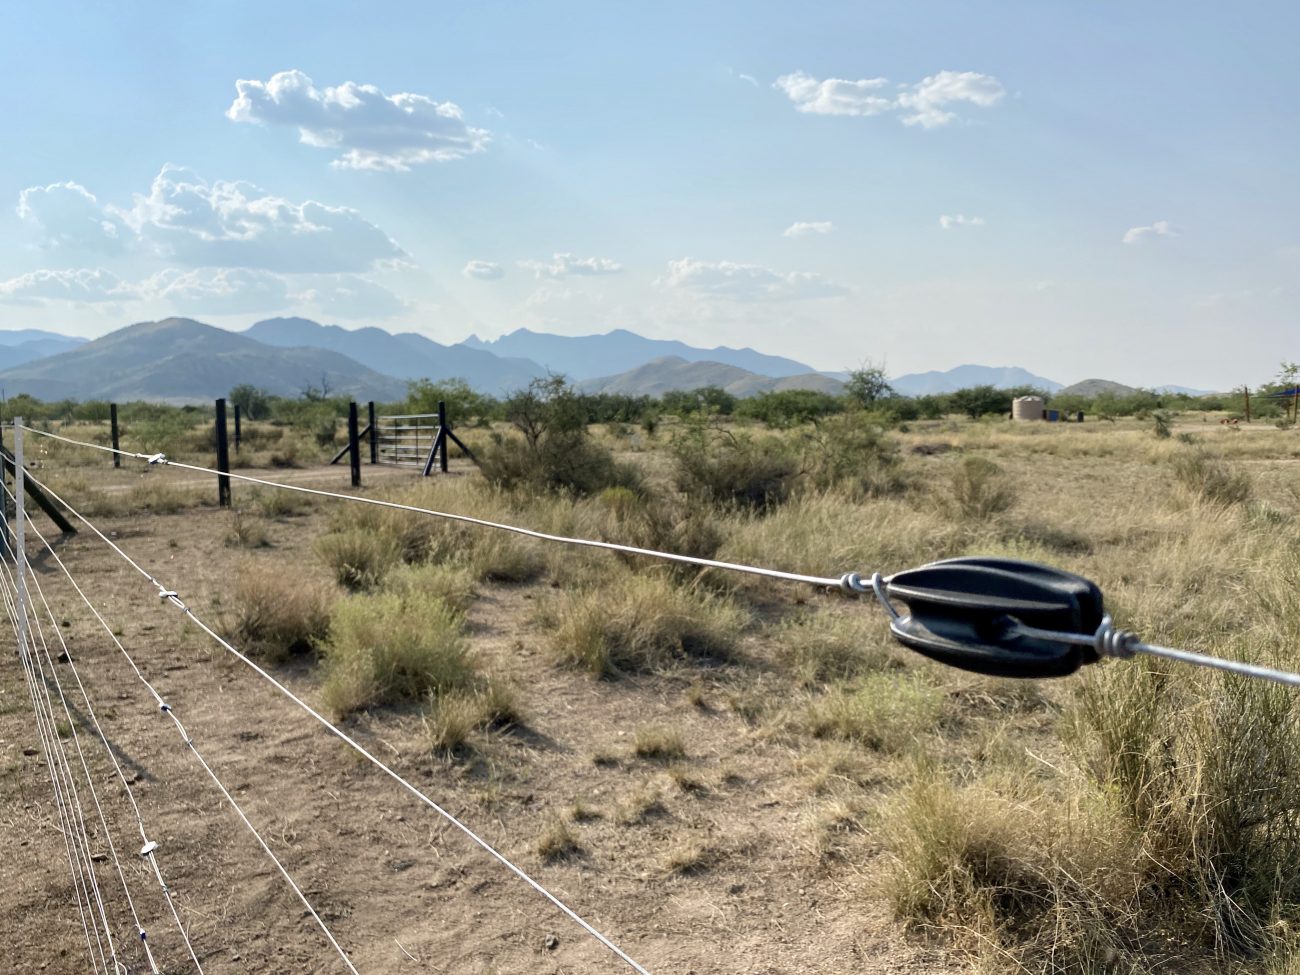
[2,2,1296,389]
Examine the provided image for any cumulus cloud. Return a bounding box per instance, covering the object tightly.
[897,71,1006,128]
[114,165,405,272]
[774,72,892,117]
[16,182,127,251]
[1123,220,1178,245]
[140,267,292,314]
[939,214,985,229]
[0,268,135,304]
[226,69,490,171]
[661,258,848,302]
[774,69,1004,127]
[518,253,623,279]
[296,274,412,319]
[784,220,835,237]
[462,259,504,280]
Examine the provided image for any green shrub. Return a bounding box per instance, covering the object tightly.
[671,426,800,511]
[314,529,401,590]
[319,592,473,716]
[802,412,903,498]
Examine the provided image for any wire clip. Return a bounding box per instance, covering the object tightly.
[146,453,167,465]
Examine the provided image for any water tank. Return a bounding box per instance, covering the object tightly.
[1012,396,1045,421]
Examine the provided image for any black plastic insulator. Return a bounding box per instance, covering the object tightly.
[884,557,1105,678]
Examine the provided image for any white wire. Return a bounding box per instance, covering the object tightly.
[0,558,113,973]
[20,463,656,975]
[2,578,104,973]
[1,485,360,974]
[21,425,851,591]
[1,554,159,973]
[0,498,205,973]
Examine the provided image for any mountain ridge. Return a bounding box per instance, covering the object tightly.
[578,355,845,398]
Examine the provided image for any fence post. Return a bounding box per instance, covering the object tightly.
[215,398,231,507]
[14,417,27,658]
[234,404,242,453]
[438,400,449,473]
[347,402,361,488]
[110,403,121,468]
[368,401,377,464]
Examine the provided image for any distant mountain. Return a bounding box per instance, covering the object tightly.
[461,327,818,381]
[1057,379,1140,398]
[1154,384,1218,397]
[0,318,407,403]
[245,317,542,395]
[890,364,1062,396]
[578,356,845,398]
[0,329,88,373]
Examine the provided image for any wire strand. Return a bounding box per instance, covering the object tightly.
[19,461,655,974]
[2,480,360,974]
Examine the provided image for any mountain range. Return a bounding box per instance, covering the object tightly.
[0,317,1212,404]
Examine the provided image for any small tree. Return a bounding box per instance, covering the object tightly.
[229,384,271,420]
[845,364,893,408]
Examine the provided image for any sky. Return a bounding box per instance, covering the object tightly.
[1,1,1296,389]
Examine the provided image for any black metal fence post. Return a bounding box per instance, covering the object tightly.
[438,400,449,473]
[215,398,231,507]
[234,404,242,453]
[347,402,361,488]
[110,403,120,468]
[367,401,377,464]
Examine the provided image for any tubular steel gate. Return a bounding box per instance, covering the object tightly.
[376,412,439,468]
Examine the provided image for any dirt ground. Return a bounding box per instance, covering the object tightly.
[0,464,957,974]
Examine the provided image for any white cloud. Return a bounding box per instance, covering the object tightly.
[226,69,490,171]
[114,165,405,272]
[773,71,892,117]
[897,71,1006,128]
[296,274,411,319]
[140,267,292,314]
[661,258,848,302]
[774,69,1005,127]
[784,220,835,237]
[1123,220,1178,245]
[0,268,135,304]
[939,214,985,229]
[16,182,126,251]
[518,253,623,279]
[462,259,504,279]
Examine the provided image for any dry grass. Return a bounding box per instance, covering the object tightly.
[542,572,746,677]
[314,529,402,590]
[223,559,332,662]
[804,673,944,753]
[632,725,687,761]
[424,681,521,756]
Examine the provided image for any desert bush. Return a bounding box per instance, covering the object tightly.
[593,487,723,566]
[223,560,331,662]
[948,455,1015,519]
[314,529,401,590]
[801,412,904,498]
[1170,447,1252,506]
[387,563,478,614]
[319,591,473,716]
[256,489,310,518]
[671,425,800,511]
[545,573,745,677]
[223,511,269,549]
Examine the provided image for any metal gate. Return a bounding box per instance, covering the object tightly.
[375,413,438,467]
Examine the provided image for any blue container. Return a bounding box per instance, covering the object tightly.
[1045,409,1060,422]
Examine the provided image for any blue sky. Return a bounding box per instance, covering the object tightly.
[1,1,1296,388]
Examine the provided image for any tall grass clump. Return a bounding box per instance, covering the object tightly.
[774,612,893,687]
[947,455,1015,520]
[223,560,332,662]
[1170,447,1252,506]
[804,673,943,753]
[1071,660,1300,952]
[544,573,745,677]
[319,592,473,715]
[801,412,906,499]
[314,529,401,590]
